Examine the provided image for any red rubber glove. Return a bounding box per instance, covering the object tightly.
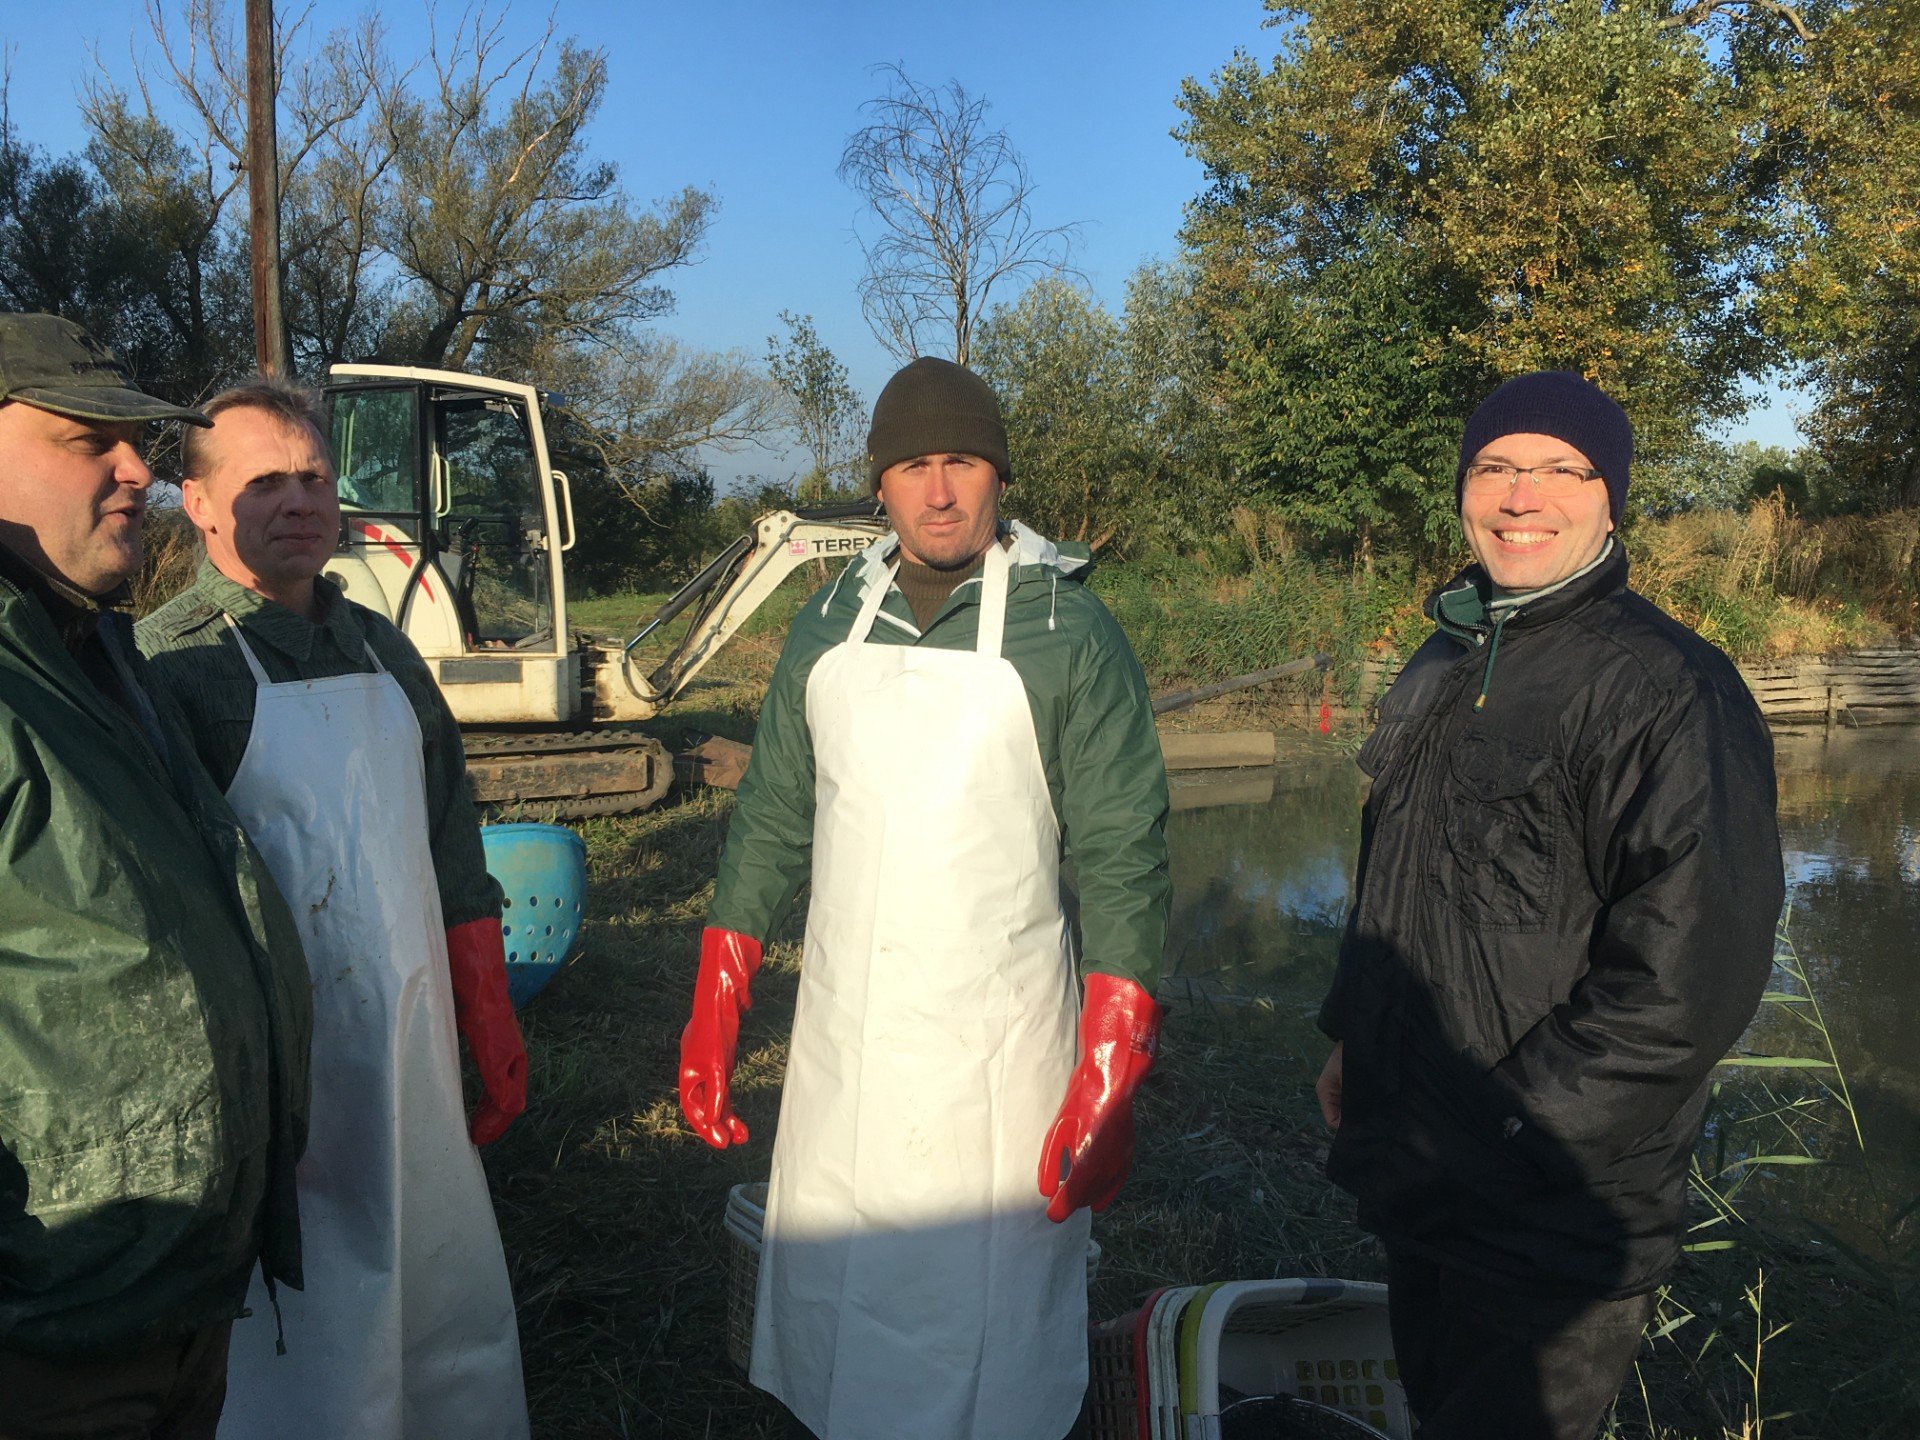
[1039,972,1161,1223]
[679,927,763,1149]
[446,916,529,1146]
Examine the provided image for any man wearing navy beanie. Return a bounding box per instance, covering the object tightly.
[1314,371,1785,1439]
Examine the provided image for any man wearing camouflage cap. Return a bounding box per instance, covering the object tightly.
[0,313,312,1439]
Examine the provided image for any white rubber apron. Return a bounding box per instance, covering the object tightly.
[751,541,1090,1440]
[216,622,528,1440]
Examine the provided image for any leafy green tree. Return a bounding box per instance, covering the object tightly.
[766,312,866,501]
[1116,262,1237,550]
[975,279,1137,548]
[1177,0,1787,547]
[1215,240,1473,557]
[1752,0,1920,507]
[975,266,1234,554]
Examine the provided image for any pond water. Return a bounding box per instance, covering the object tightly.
[1163,724,1920,1254]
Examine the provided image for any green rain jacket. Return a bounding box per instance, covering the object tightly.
[0,567,312,1356]
[710,522,1170,991]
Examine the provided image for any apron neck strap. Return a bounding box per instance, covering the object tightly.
[846,539,1013,656]
[974,541,1010,659]
[221,614,272,685]
[221,613,387,682]
[847,557,892,645]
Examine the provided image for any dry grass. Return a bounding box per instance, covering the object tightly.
[480,790,793,1438]
[131,509,203,618]
[1631,497,1919,658]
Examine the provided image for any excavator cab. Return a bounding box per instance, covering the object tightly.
[317,360,893,817]
[322,364,581,724]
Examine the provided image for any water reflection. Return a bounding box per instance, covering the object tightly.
[1165,725,1920,1243]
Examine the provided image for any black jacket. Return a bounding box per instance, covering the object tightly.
[1320,544,1783,1299]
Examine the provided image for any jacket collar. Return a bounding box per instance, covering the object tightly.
[190,558,365,662]
[1428,538,1628,644]
[0,541,132,652]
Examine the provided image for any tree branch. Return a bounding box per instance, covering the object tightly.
[1660,0,1814,44]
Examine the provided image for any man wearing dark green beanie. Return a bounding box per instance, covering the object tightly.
[681,356,1170,1440]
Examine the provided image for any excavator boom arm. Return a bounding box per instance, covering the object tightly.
[596,503,890,719]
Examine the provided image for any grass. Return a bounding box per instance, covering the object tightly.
[1602,914,1920,1439]
[482,789,1382,1438]
[488,792,1920,1439]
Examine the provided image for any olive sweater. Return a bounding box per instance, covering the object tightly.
[135,561,502,929]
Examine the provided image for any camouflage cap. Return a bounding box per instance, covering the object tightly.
[0,313,210,427]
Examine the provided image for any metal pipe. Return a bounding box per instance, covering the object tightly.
[1150,654,1331,716]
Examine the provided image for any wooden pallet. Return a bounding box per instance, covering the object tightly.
[1736,648,1920,724]
[1359,648,1920,725]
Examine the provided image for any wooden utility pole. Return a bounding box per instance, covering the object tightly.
[245,0,289,377]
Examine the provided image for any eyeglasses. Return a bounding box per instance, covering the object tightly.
[1462,463,1604,498]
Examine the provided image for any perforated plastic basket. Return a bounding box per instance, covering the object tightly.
[722,1181,1104,1374]
[479,822,587,1006]
[1088,1287,1165,1440]
[1087,1278,1408,1440]
[1183,1279,1407,1440]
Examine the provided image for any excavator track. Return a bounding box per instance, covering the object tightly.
[461,725,674,820]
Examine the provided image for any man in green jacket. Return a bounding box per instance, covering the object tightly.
[0,313,312,1439]
[679,358,1170,1440]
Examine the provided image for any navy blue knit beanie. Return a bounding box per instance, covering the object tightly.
[1456,371,1633,523]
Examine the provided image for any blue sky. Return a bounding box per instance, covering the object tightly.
[3,0,1801,484]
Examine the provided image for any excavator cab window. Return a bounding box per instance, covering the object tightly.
[433,395,553,649]
[331,386,419,515]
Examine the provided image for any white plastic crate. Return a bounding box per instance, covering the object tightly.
[1183,1279,1408,1440]
[1088,1277,1410,1440]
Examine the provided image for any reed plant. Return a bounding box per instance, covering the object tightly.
[1607,911,1917,1440]
[1629,496,1917,658]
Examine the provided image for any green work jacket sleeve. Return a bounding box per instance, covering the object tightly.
[706,618,822,942]
[1054,594,1170,994]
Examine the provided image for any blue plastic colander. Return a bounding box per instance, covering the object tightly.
[480,822,588,1007]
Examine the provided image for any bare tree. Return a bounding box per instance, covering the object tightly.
[83,0,396,374]
[72,2,787,503]
[541,333,785,512]
[839,64,1077,366]
[374,9,712,371]
[84,2,716,377]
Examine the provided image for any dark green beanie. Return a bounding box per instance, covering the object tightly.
[866,357,1011,492]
